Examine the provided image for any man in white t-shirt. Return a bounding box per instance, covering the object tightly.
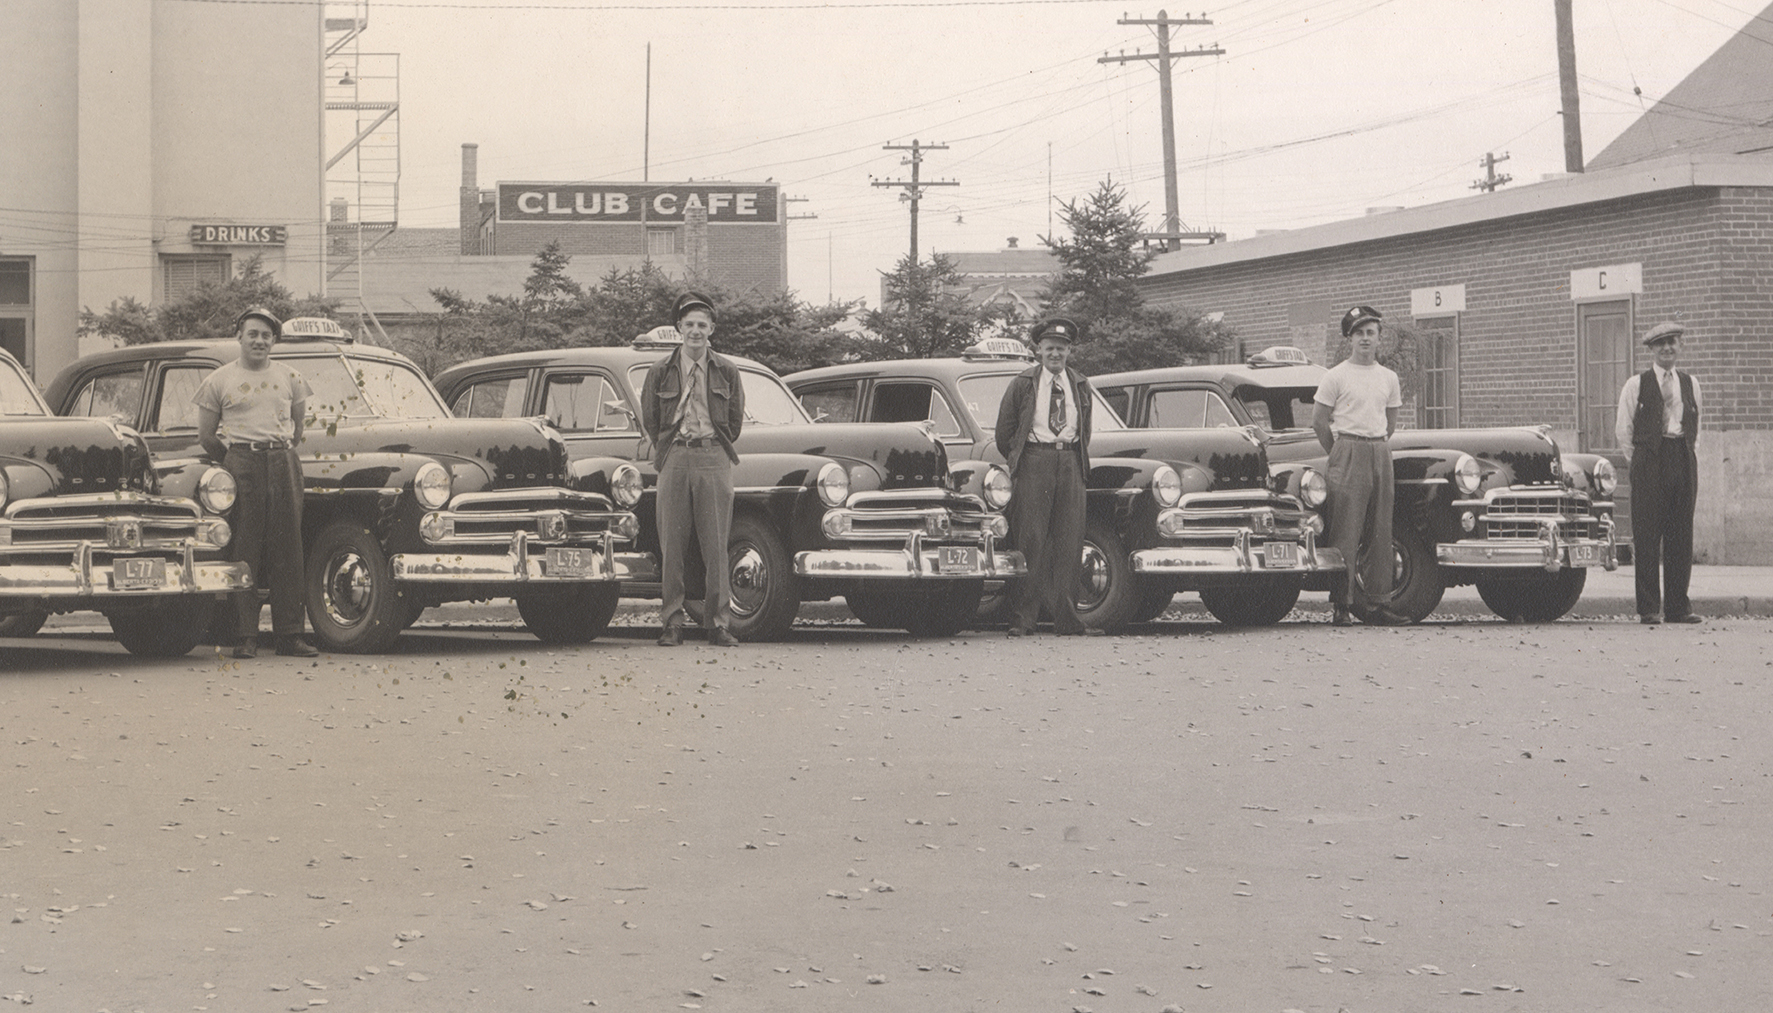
[194,307,319,658]
[1311,305,1407,627]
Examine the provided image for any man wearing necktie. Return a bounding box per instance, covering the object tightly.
[641,292,746,646]
[1614,320,1703,625]
[993,317,1103,637]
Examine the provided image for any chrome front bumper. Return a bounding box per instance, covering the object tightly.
[1133,529,1344,575]
[1437,520,1619,572]
[795,530,1025,579]
[0,543,250,598]
[392,530,658,583]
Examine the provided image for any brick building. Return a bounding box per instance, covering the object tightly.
[1136,153,1773,564]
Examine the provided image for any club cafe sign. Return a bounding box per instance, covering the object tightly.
[497,184,780,224]
[189,224,287,245]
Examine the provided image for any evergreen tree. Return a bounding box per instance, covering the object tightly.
[858,254,993,361]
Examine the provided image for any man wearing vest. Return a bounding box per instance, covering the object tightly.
[641,292,746,647]
[1614,320,1703,625]
[993,317,1104,637]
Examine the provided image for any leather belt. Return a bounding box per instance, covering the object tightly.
[228,440,292,452]
[1335,433,1388,442]
[1027,440,1075,451]
[674,436,717,448]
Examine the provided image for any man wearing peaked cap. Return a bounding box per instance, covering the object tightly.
[994,316,1104,636]
[1312,304,1408,626]
[1615,320,1703,624]
[641,292,746,647]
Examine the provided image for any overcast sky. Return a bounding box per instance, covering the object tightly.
[363,0,1766,306]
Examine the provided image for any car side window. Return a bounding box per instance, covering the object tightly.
[1098,387,1130,422]
[451,375,529,419]
[871,382,962,436]
[543,373,632,432]
[151,366,212,432]
[1149,388,1208,428]
[796,383,858,423]
[67,370,145,427]
[1203,392,1238,428]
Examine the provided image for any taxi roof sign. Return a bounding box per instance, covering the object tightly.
[1247,345,1310,367]
[960,337,1035,362]
[280,317,351,342]
[633,325,683,350]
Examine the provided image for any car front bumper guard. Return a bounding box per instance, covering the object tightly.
[1131,528,1344,575]
[795,530,1025,580]
[0,541,250,598]
[1437,516,1619,572]
[392,529,658,583]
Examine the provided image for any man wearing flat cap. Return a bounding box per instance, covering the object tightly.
[993,317,1103,636]
[1614,320,1703,624]
[193,307,319,658]
[1312,305,1407,626]
[640,292,746,647]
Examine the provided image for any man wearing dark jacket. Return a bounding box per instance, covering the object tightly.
[1614,319,1703,625]
[640,292,746,646]
[993,318,1103,637]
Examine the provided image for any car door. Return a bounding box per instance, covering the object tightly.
[1145,385,1240,429]
[536,369,647,465]
[793,379,861,425]
[60,363,149,430]
[866,379,981,459]
[142,361,220,459]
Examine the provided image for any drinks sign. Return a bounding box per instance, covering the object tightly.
[189,224,287,245]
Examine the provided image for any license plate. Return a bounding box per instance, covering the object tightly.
[937,546,980,573]
[1262,541,1300,568]
[546,547,598,578]
[113,557,166,590]
[1568,543,1601,567]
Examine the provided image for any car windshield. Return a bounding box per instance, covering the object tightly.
[625,364,811,426]
[296,355,450,420]
[1236,385,1318,433]
[0,360,47,416]
[956,373,1125,431]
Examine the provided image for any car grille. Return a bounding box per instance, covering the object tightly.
[1480,488,1605,540]
[424,488,631,544]
[0,494,207,554]
[1161,490,1315,543]
[823,488,1002,542]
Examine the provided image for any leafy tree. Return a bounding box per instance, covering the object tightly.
[1039,180,1228,373]
[857,254,995,361]
[78,255,339,345]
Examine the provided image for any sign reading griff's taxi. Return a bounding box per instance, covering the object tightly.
[496,183,780,224]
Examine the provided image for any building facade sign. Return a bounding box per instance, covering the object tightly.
[1411,283,1466,316]
[496,184,779,224]
[1569,263,1642,300]
[188,224,288,245]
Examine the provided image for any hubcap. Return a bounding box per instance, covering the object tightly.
[729,545,767,619]
[1075,540,1110,612]
[322,550,374,627]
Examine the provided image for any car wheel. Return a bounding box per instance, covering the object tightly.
[1476,568,1587,623]
[899,579,984,637]
[1352,527,1443,624]
[727,514,799,641]
[108,597,209,658]
[516,584,621,643]
[0,609,49,638]
[1075,519,1137,632]
[1131,586,1175,624]
[1199,575,1303,627]
[305,520,405,654]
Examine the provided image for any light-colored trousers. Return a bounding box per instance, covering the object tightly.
[657,444,735,629]
[1326,435,1394,607]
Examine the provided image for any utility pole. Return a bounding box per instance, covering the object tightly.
[786,195,817,221]
[872,140,958,264]
[1554,0,1584,172]
[1470,151,1513,192]
[1099,11,1225,251]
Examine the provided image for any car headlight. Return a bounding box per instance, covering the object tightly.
[982,464,1013,511]
[0,469,8,510]
[197,467,236,513]
[202,518,232,548]
[1593,458,1617,496]
[1151,465,1182,508]
[612,463,644,507]
[1453,454,1482,496]
[414,461,452,509]
[816,461,850,507]
[1298,467,1328,508]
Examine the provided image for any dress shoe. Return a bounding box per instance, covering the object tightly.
[1006,626,1031,638]
[708,627,740,647]
[275,636,319,658]
[1640,614,1662,625]
[1666,612,1703,624]
[231,640,258,659]
[657,625,683,647]
[1331,606,1354,627]
[1366,605,1412,626]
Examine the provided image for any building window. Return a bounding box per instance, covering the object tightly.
[1417,316,1458,429]
[646,228,678,256]
[163,255,230,300]
[0,258,33,369]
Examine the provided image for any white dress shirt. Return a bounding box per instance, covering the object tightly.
[1029,368,1078,443]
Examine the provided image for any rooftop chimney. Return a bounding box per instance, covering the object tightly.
[460,143,480,255]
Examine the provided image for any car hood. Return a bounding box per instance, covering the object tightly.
[0,416,155,501]
[1388,427,1561,485]
[1089,428,1269,489]
[738,422,948,489]
[303,415,572,492]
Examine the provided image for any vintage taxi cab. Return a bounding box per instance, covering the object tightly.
[45,318,653,653]
[433,329,1022,640]
[1093,346,1622,624]
[787,339,1340,631]
[0,346,247,656]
